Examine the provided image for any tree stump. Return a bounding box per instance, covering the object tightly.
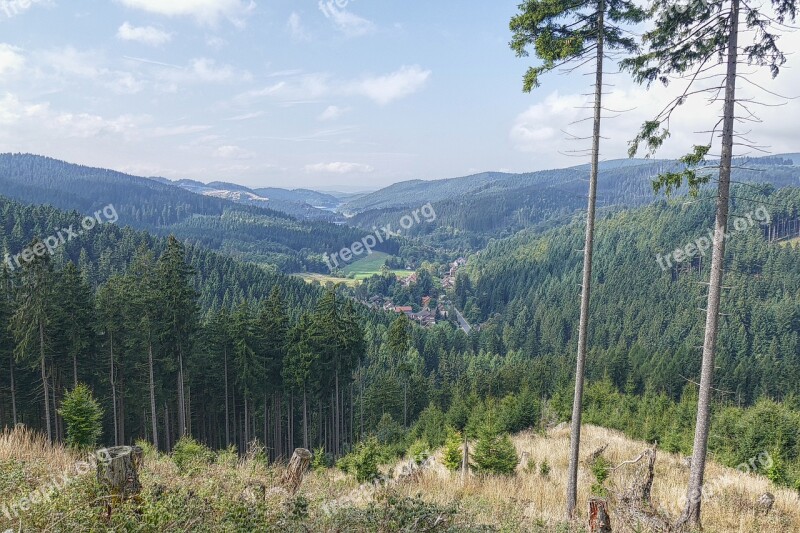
[281,448,311,495]
[588,497,612,533]
[757,492,775,515]
[96,446,143,518]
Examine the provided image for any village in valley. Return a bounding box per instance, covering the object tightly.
[358,256,468,330]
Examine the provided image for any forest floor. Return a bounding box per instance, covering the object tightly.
[0,424,797,532]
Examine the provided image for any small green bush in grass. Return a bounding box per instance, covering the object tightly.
[172,436,215,474]
[442,429,464,472]
[471,424,518,476]
[58,384,103,450]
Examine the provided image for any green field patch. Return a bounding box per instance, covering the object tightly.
[342,252,414,280]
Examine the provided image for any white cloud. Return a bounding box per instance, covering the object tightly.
[151,124,212,137]
[509,56,800,165]
[225,111,263,121]
[348,65,431,105]
[318,105,348,121]
[117,22,172,46]
[118,0,255,26]
[305,161,373,173]
[287,12,310,41]
[214,144,254,159]
[0,44,24,75]
[0,92,144,138]
[0,93,47,124]
[0,0,45,19]
[318,0,375,37]
[206,36,228,49]
[188,58,237,82]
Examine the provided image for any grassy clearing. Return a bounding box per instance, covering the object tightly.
[1,424,797,532]
[293,273,360,287]
[342,252,413,280]
[778,236,800,247]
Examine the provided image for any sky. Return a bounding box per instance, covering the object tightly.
[0,0,798,191]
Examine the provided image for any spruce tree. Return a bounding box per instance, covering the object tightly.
[624,0,797,526]
[510,0,645,518]
[11,239,56,441]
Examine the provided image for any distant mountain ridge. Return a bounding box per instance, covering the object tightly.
[0,153,392,272]
[150,176,344,221]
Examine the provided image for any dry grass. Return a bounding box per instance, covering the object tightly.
[389,425,800,532]
[0,424,798,531]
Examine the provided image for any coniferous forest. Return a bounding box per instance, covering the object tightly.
[3,0,800,531]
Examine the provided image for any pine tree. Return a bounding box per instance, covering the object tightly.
[11,239,56,441]
[624,0,797,525]
[58,262,94,387]
[96,276,125,446]
[157,235,199,439]
[510,0,645,518]
[59,383,103,449]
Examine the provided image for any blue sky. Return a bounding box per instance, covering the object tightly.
[1,0,798,190]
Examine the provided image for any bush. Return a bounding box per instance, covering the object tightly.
[135,439,158,460]
[471,425,518,476]
[406,439,430,465]
[590,455,611,496]
[539,459,551,477]
[410,405,448,448]
[337,436,383,482]
[311,446,330,471]
[524,457,536,474]
[172,436,215,474]
[216,444,239,468]
[442,429,464,471]
[58,384,103,449]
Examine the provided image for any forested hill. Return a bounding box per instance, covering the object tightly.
[344,156,800,251]
[0,195,318,312]
[456,184,800,405]
[0,154,395,272]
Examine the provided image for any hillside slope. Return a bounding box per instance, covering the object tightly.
[1,424,796,532]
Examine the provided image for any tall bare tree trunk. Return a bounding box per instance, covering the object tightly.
[177,345,186,437]
[10,355,16,425]
[224,347,230,446]
[678,0,739,527]
[303,388,308,449]
[39,320,51,441]
[110,331,118,446]
[164,402,170,451]
[244,395,249,445]
[148,340,158,449]
[334,373,340,455]
[567,1,604,519]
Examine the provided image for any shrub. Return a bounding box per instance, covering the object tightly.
[539,459,551,477]
[524,457,536,474]
[311,446,330,471]
[471,424,518,476]
[406,439,430,465]
[58,384,103,449]
[172,436,215,474]
[590,455,611,496]
[337,436,383,482]
[442,429,464,471]
[216,444,239,468]
[135,439,158,460]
